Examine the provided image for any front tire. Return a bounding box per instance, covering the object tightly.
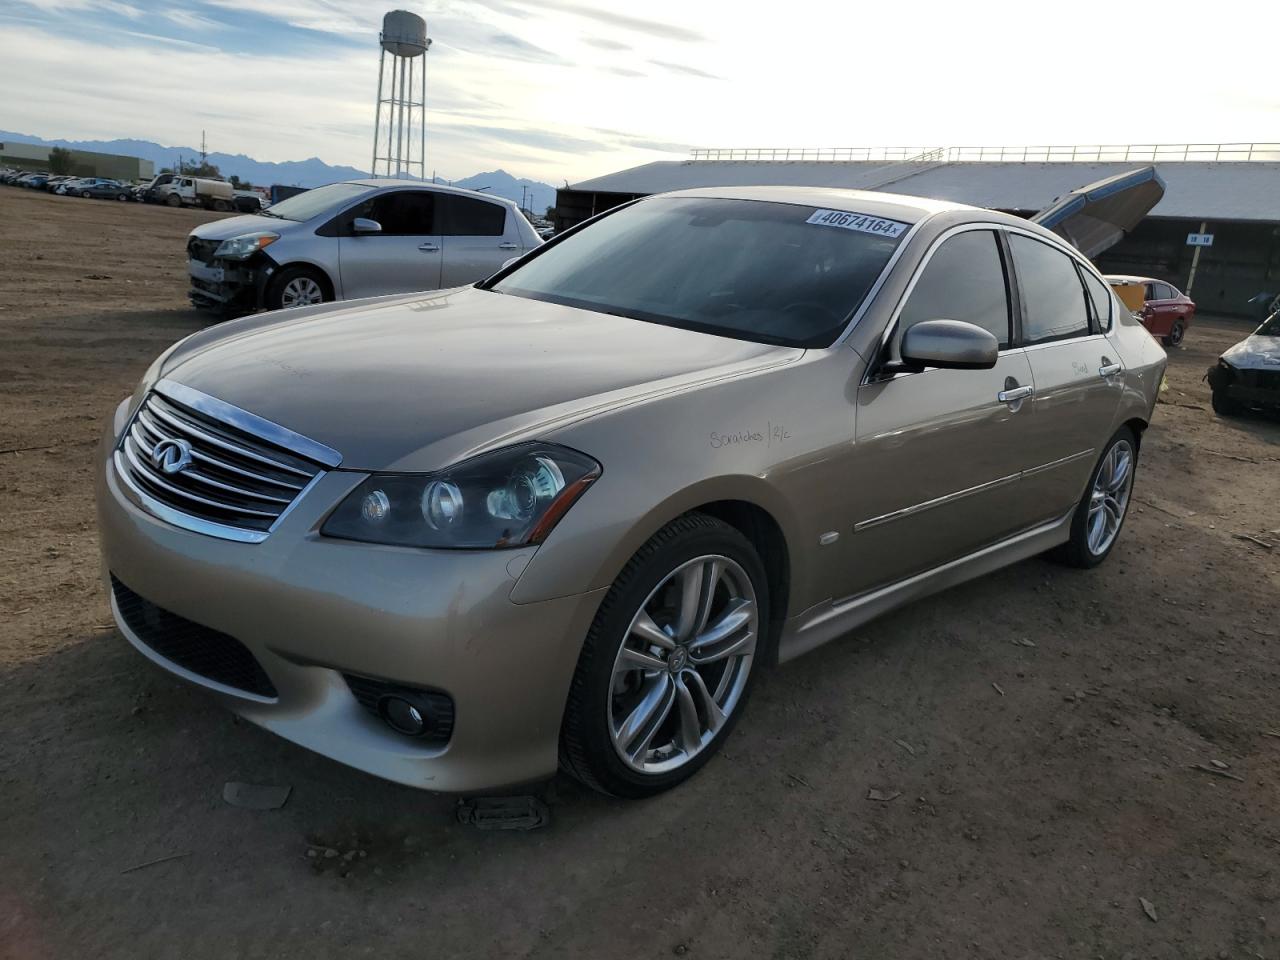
[266,266,330,310]
[560,513,768,798]
[1211,388,1240,417]
[1049,427,1138,568]
[165,193,181,207]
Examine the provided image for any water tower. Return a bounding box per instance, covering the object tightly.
[371,10,431,179]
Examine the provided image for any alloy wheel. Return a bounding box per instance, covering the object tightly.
[280,276,323,308]
[1087,439,1135,555]
[608,554,757,775]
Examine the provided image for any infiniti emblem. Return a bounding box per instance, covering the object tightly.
[152,437,193,475]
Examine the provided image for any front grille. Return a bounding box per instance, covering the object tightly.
[1238,368,1280,391]
[116,386,327,539]
[111,576,278,698]
[187,237,220,265]
[344,674,455,744]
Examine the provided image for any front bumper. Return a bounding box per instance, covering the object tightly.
[186,254,272,312]
[1206,363,1280,409]
[95,400,606,792]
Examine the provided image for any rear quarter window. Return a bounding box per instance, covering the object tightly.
[1009,234,1091,344]
[440,195,506,237]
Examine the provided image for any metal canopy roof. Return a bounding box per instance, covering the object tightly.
[567,160,1280,223]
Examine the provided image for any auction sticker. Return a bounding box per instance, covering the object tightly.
[806,209,909,238]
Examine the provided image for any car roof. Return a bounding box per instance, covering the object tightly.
[345,178,518,206]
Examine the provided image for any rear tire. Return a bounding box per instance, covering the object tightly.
[212,199,230,212]
[1162,320,1185,347]
[559,513,768,798]
[1049,427,1138,569]
[1211,388,1240,417]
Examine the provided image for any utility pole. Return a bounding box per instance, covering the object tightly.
[200,130,208,168]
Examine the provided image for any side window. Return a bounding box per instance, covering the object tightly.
[439,194,507,237]
[897,230,1011,349]
[1080,267,1114,333]
[1156,282,1175,300]
[1009,234,1091,345]
[1143,282,1156,301]
[351,191,435,236]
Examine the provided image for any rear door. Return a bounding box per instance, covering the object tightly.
[336,189,442,299]
[438,194,519,287]
[844,227,1044,596]
[1009,232,1123,519]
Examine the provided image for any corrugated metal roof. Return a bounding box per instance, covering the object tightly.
[568,160,1280,222]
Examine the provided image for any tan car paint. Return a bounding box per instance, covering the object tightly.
[97,187,1165,792]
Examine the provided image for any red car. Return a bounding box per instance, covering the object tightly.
[1106,275,1195,346]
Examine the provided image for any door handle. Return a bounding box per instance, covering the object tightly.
[998,384,1033,403]
[1099,360,1123,377]
[418,243,439,253]
[498,242,519,250]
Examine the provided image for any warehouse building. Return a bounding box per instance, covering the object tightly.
[556,145,1280,318]
[0,141,155,182]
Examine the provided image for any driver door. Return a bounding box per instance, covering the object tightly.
[336,189,443,299]
[841,228,1043,596]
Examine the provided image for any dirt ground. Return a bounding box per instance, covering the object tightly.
[1,185,1278,960]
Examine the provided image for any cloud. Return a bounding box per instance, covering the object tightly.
[649,59,720,80]
[163,9,224,30]
[607,66,645,77]
[499,0,705,42]
[475,31,565,64]
[583,36,631,51]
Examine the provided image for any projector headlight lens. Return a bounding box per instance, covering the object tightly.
[213,231,279,260]
[322,443,600,549]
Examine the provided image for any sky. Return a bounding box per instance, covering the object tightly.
[0,0,1276,185]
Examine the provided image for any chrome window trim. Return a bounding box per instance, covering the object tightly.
[154,379,342,468]
[831,214,931,346]
[861,221,1013,384]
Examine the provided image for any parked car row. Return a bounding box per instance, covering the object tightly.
[100,185,1168,798]
[1,169,136,200]
[1,168,267,212]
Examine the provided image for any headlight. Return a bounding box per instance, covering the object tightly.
[213,231,279,260]
[321,443,601,549]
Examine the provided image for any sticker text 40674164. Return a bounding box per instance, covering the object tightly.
[805,209,909,239]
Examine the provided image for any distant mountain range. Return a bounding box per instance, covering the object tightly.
[0,130,556,213]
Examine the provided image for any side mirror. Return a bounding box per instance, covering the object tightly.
[900,319,999,371]
[352,217,382,234]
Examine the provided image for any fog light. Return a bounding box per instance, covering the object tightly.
[377,694,432,737]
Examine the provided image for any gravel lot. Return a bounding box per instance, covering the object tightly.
[2,185,1278,960]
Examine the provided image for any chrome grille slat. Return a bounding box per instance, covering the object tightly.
[142,403,314,479]
[115,387,335,541]
[129,424,292,504]
[121,440,278,518]
[133,417,305,491]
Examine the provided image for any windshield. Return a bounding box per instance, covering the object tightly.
[264,182,374,222]
[491,197,910,347]
[1258,313,1280,337]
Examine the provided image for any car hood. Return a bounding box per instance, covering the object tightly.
[189,214,301,241]
[1223,333,1280,370]
[161,287,801,471]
